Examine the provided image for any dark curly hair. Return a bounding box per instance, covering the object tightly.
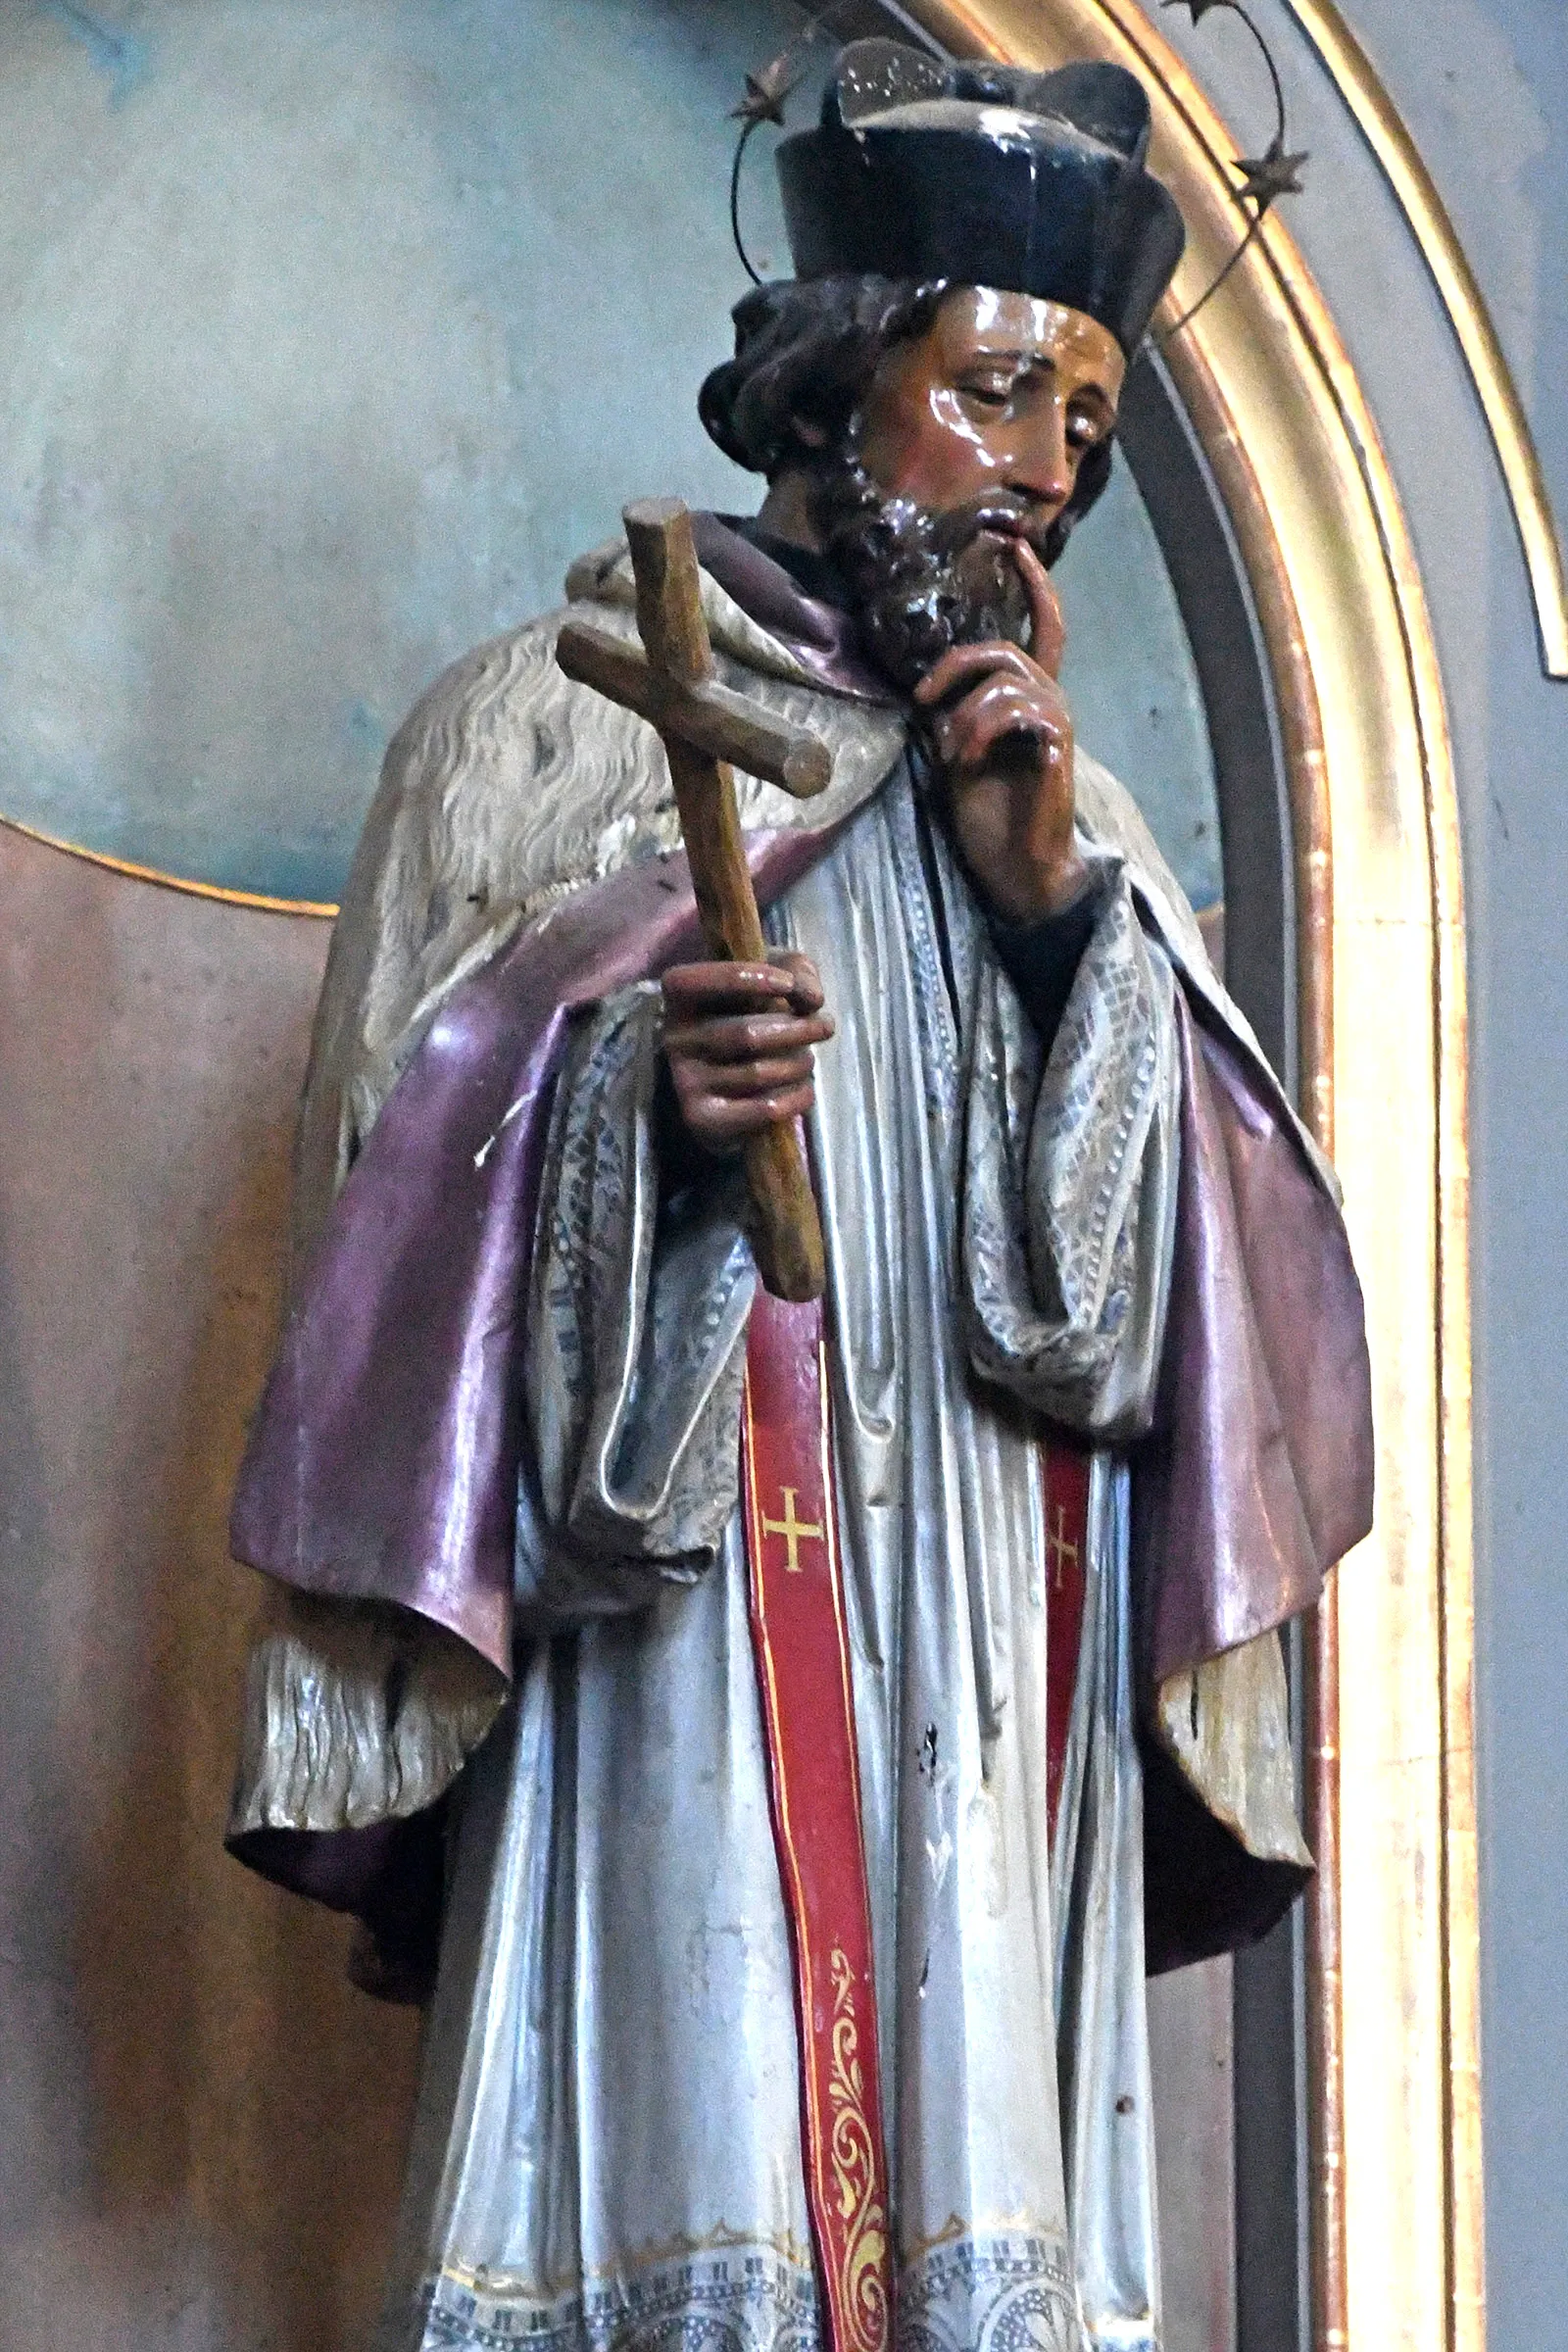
[699,272,1115,567]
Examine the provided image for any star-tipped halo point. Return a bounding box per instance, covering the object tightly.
[1231,134,1309,212]
[730,56,800,128]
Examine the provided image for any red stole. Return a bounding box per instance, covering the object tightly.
[740,1291,1092,2352]
[741,1291,890,2352]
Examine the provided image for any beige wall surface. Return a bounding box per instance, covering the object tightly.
[0,828,418,2352]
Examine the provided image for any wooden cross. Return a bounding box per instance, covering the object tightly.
[556,497,832,1301]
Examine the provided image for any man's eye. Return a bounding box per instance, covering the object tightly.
[958,380,1011,410]
[1066,410,1103,449]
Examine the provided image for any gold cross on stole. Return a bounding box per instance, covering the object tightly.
[1046,1502,1081,1592]
[760,1487,825,1576]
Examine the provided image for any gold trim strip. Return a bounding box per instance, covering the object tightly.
[1277,0,1568,680]
[0,812,338,918]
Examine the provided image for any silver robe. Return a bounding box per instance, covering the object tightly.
[376,762,1183,2352]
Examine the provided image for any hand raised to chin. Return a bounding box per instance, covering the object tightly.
[912,538,1088,925]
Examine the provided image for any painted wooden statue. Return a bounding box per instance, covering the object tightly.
[226,42,1373,2352]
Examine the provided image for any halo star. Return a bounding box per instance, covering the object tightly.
[730,54,799,128]
[1231,132,1310,213]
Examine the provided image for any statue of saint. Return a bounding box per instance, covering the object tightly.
[225,43,1372,2352]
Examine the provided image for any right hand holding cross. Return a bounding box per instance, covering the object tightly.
[661,952,835,1157]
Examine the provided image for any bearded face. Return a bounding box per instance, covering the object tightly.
[791,284,1123,694]
[811,445,1049,693]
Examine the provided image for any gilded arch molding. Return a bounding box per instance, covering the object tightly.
[1277,0,1568,681]
[898,4,1481,2350]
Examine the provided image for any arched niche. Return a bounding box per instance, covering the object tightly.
[0,5,1473,2350]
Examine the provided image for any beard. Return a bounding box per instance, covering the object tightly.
[810,448,1048,694]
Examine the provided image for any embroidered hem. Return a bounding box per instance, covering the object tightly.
[410,2230,1081,2352]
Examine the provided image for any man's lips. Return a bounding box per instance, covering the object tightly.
[947,501,1055,557]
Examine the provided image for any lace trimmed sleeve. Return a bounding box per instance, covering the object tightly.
[958,870,1182,1445]
[520,981,757,1618]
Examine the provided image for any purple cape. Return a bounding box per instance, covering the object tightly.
[227,525,1373,1989]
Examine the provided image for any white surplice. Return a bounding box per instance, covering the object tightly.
[375,762,1181,2352]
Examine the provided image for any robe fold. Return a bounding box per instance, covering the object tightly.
[224,520,1372,2352]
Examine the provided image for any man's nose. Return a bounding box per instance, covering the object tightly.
[1004,405,1073,512]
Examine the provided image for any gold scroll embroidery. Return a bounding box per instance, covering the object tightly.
[827,1946,891,2352]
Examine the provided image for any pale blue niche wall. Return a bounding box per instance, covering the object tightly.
[0,0,1218,909]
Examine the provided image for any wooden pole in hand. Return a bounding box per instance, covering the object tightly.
[555,497,830,1302]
